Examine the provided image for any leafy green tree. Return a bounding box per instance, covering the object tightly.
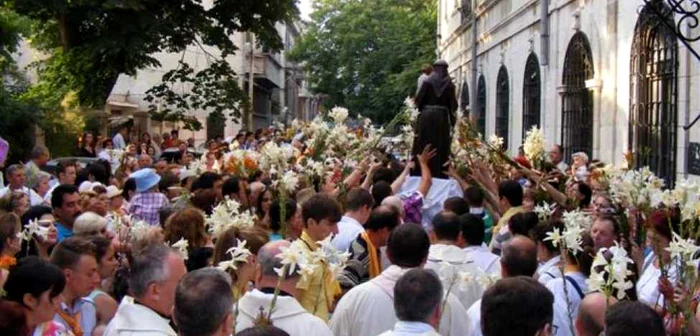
[0,7,40,164]
[289,0,436,123]
[4,0,298,127]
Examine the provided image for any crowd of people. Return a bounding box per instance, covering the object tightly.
[0,104,697,336]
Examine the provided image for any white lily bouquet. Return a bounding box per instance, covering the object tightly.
[587,242,635,301]
[214,239,254,334]
[18,218,51,256]
[254,237,349,326]
[523,126,546,169]
[544,210,592,336]
[207,197,255,239]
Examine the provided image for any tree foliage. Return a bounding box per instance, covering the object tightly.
[289,0,436,123]
[4,0,298,127]
[0,7,40,164]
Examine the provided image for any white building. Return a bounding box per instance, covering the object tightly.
[106,20,314,146]
[438,0,700,184]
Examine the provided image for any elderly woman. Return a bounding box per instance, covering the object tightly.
[78,182,108,217]
[30,172,53,201]
[73,212,109,237]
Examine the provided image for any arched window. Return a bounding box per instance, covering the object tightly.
[561,32,594,160]
[206,111,226,141]
[629,2,678,186]
[460,81,470,113]
[523,53,541,135]
[477,75,486,135]
[495,66,510,149]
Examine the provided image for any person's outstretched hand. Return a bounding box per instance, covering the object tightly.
[417,145,436,167]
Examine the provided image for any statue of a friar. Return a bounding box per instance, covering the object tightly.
[411,60,458,179]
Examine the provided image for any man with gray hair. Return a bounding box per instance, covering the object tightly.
[24,144,51,189]
[236,240,333,336]
[103,244,187,336]
[0,164,44,205]
[379,269,443,336]
[173,268,234,336]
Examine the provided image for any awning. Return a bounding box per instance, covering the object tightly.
[106,100,140,109]
[108,115,133,127]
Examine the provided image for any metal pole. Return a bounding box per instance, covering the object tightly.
[470,0,478,124]
[248,33,255,131]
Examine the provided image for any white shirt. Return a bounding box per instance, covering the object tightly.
[556,161,569,172]
[44,183,60,204]
[0,185,45,206]
[545,272,588,336]
[103,296,176,336]
[466,299,483,336]
[113,133,126,150]
[463,244,501,275]
[636,253,679,308]
[332,215,365,252]
[536,256,562,286]
[236,289,333,336]
[425,244,482,310]
[378,321,441,336]
[330,265,472,336]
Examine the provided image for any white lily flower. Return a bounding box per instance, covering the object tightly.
[171,239,189,260]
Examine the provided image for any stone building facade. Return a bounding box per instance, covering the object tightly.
[438,0,700,184]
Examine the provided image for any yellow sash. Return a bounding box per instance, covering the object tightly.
[57,309,83,336]
[361,231,381,279]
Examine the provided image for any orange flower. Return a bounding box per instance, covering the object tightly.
[243,156,258,171]
[0,255,17,270]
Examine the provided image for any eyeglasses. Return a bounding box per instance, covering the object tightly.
[549,324,559,336]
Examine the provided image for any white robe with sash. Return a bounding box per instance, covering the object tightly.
[330,265,472,336]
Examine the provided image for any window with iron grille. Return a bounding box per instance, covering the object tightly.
[495,66,509,149]
[477,75,486,136]
[460,81,470,114]
[629,2,678,186]
[523,53,541,135]
[561,32,594,161]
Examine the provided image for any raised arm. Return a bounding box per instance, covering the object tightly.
[361,160,385,190]
[521,168,568,206]
[444,162,470,192]
[391,161,414,194]
[416,145,436,197]
[343,158,369,189]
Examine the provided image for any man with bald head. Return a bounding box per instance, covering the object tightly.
[235,240,333,336]
[138,154,153,169]
[466,235,539,336]
[575,292,612,336]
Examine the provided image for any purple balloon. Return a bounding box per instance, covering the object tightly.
[0,137,8,166]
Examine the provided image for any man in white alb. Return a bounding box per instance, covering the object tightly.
[330,224,472,336]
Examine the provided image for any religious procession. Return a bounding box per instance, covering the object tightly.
[0,56,698,336]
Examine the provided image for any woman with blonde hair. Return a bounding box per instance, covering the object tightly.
[164,207,213,271]
[73,212,109,237]
[213,226,269,298]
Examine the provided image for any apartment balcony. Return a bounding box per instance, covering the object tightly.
[248,53,283,91]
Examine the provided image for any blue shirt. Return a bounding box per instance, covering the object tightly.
[54,298,97,336]
[56,223,73,243]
